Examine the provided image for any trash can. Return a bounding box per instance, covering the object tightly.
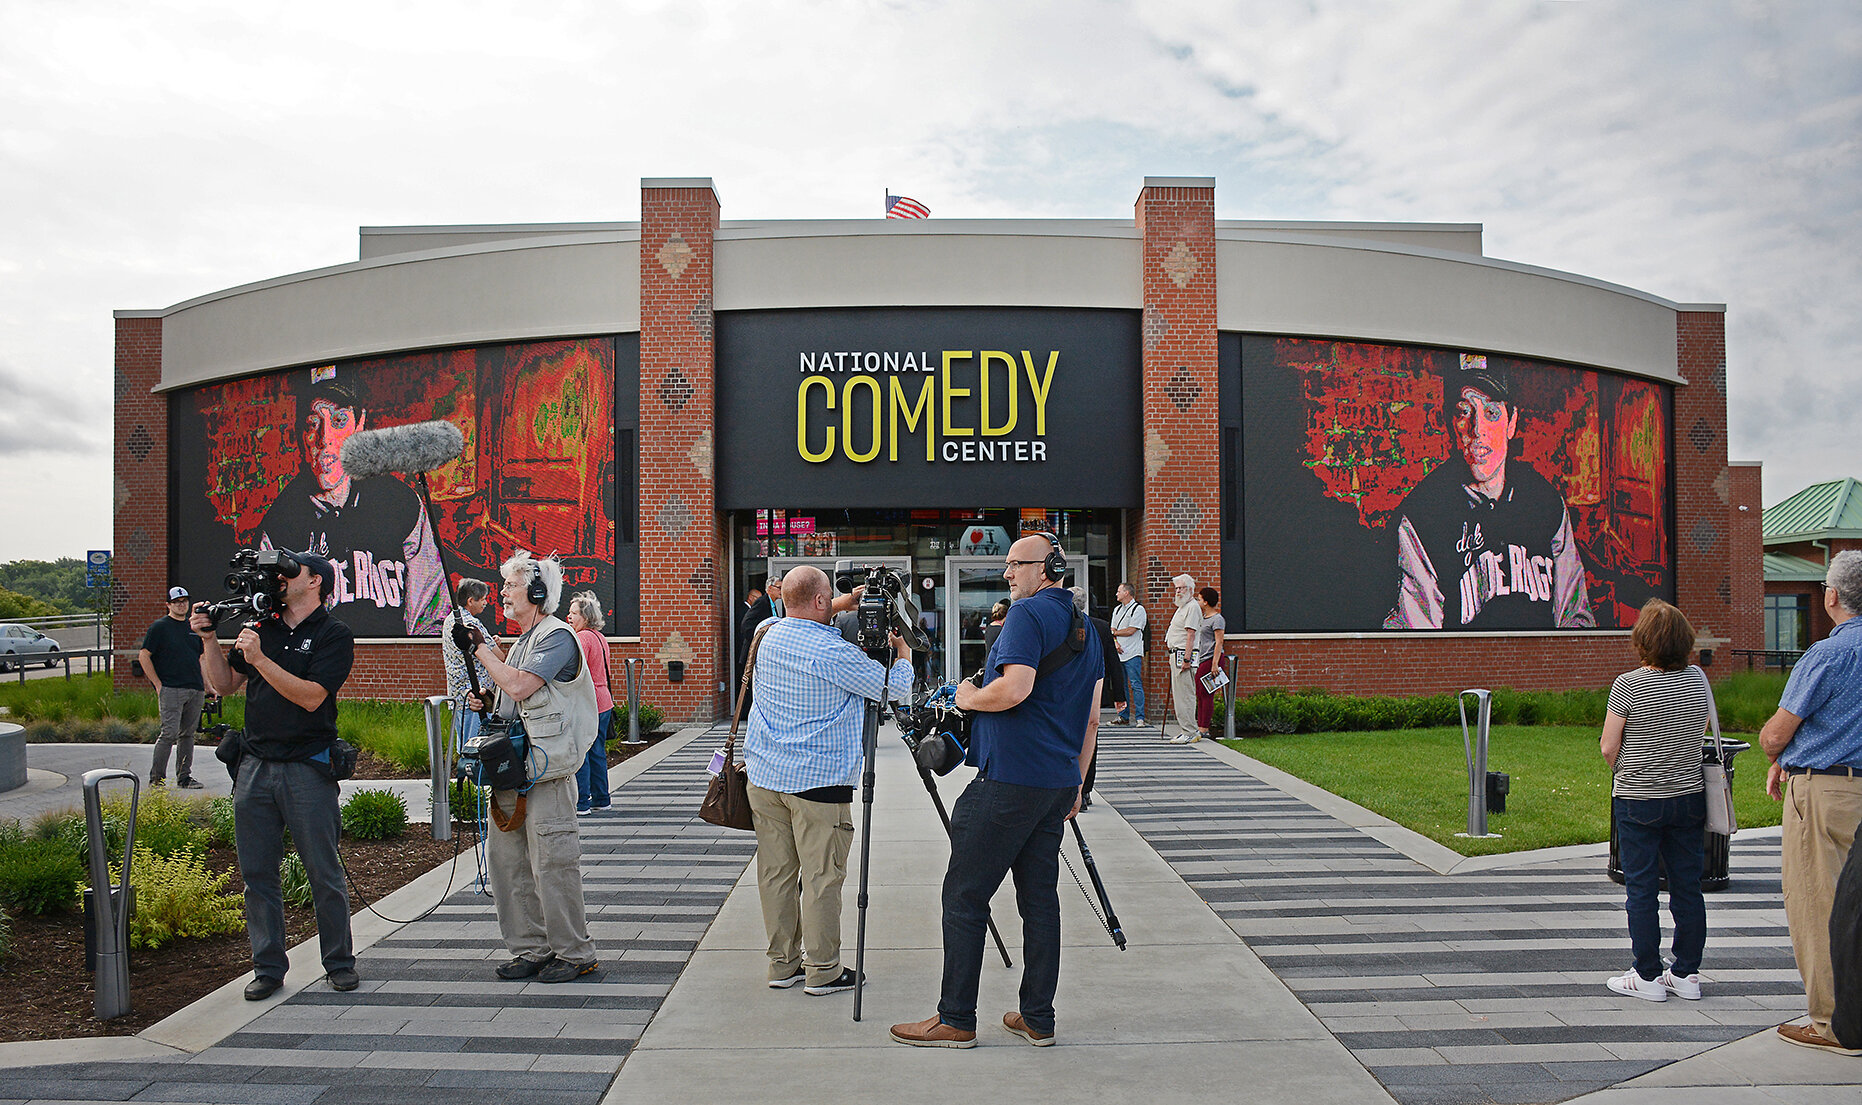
[1608,738,1751,892]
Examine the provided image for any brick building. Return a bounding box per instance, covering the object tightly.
[1761,477,1862,658]
[113,176,1760,721]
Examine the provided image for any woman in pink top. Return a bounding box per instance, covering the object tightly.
[568,592,614,814]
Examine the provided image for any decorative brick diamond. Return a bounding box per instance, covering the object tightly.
[659,367,695,412]
[688,428,713,477]
[1165,368,1202,412]
[1709,358,1727,397]
[1717,576,1732,603]
[110,581,130,618]
[688,556,715,601]
[1144,429,1171,479]
[113,475,131,515]
[1143,312,1171,352]
[1713,467,1731,504]
[658,494,693,541]
[1688,418,1716,453]
[1147,556,1169,606]
[1168,494,1202,540]
[658,233,694,279]
[114,368,131,401]
[126,424,154,462]
[126,526,153,563]
[655,630,696,666]
[1689,518,1720,554]
[689,296,714,342]
[1161,240,1201,288]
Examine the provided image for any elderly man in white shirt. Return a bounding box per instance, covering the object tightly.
[1163,574,1204,742]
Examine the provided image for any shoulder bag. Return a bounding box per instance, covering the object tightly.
[1695,665,1737,837]
[699,621,768,831]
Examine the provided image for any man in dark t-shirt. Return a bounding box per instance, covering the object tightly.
[193,551,357,1002]
[892,534,1103,1050]
[139,586,206,787]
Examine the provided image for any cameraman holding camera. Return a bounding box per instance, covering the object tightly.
[744,566,912,995]
[892,534,1103,1049]
[461,551,601,984]
[190,550,358,1001]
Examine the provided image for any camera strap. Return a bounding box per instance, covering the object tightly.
[1032,608,1088,684]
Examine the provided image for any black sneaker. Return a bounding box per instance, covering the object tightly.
[243,975,282,1001]
[149,777,167,787]
[495,955,554,980]
[804,967,859,996]
[327,967,359,992]
[768,968,806,989]
[537,958,598,983]
[176,776,205,790]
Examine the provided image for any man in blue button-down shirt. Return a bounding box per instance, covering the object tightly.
[1760,549,1862,1055]
[744,565,913,996]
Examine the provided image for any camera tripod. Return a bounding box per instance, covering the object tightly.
[850,661,1012,1023]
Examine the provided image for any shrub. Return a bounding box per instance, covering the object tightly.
[0,818,23,849]
[279,851,314,908]
[30,808,122,868]
[449,780,487,824]
[0,838,83,914]
[337,699,431,774]
[204,797,237,848]
[110,845,244,950]
[105,785,206,859]
[341,788,407,840]
[0,904,11,960]
[616,702,663,734]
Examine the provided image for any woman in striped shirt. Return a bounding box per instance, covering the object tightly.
[1599,599,1712,1003]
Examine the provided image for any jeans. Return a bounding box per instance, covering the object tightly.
[235,758,353,981]
[152,687,205,781]
[938,777,1079,1034]
[576,709,613,810]
[1614,792,1707,981]
[1117,656,1145,723]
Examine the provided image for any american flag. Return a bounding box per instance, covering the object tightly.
[886,192,930,219]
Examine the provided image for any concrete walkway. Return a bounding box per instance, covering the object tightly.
[0,726,1855,1105]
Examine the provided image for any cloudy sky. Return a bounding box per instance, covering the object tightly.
[1,0,1855,563]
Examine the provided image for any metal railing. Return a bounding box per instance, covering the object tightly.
[6,645,113,682]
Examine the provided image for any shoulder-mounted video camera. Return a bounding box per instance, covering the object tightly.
[833,563,932,654]
[201,548,300,628]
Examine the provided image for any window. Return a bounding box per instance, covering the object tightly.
[1765,593,1810,653]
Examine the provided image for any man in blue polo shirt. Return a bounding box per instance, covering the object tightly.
[892,534,1102,1049]
[1761,549,1862,1055]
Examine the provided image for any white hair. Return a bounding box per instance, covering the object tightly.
[569,590,605,631]
[1172,574,1196,589]
[1830,550,1862,617]
[1071,585,1088,611]
[499,549,563,614]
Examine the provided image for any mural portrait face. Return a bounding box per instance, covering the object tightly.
[1454,385,1517,491]
[302,398,365,497]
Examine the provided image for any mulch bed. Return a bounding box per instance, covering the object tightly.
[0,831,465,1043]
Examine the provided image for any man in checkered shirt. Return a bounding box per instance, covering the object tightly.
[743,565,913,996]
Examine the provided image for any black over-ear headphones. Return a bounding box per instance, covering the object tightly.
[1032,531,1068,582]
[526,563,549,607]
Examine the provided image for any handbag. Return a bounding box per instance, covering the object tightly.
[1695,665,1737,837]
[699,622,768,832]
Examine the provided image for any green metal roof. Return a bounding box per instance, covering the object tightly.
[1765,552,1829,582]
[1763,477,1862,543]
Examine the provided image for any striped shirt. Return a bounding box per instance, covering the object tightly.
[743,617,913,794]
[1607,666,1710,799]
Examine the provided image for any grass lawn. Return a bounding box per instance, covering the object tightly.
[1223,725,1783,856]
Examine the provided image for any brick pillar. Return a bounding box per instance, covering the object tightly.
[112,313,167,690]
[1727,461,1764,657]
[638,179,722,723]
[1134,178,1219,721]
[1674,309,1735,656]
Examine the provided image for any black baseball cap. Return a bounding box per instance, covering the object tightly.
[292,367,363,418]
[292,550,337,598]
[1454,354,1513,406]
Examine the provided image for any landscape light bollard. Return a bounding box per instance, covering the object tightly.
[1456,689,1500,839]
[624,659,645,746]
[1222,654,1240,741]
[423,695,452,842]
[82,767,138,1020]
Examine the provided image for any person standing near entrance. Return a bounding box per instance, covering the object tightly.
[1163,574,1204,742]
[1759,549,1862,1055]
[1182,587,1226,744]
[568,592,614,816]
[1110,582,1146,725]
[140,586,206,788]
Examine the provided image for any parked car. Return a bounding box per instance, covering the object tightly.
[0,624,60,670]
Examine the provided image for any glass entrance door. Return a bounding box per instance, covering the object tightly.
[942,554,1086,683]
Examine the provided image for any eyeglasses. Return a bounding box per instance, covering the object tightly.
[1004,559,1041,570]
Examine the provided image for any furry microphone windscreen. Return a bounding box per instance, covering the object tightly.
[339,420,466,479]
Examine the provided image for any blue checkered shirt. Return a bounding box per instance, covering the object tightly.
[743,617,913,793]
[1779,616,1862,770]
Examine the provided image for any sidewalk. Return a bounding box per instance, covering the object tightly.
[0,726,1854,1105]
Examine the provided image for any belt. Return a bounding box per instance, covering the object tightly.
[1784,765,1862,777]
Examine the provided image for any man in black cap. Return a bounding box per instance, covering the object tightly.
[256,367,445,637]
[1384,356,1596,629]
[139,585,206,788]
[192,549,359,1000]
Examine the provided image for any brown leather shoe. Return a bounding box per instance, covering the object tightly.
[1002,1011,1055,1046]
[1777,1022,1862,1056]
[889,1015,976,1048]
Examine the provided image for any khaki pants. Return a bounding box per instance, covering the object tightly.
[1169,651,1200,738]
[748,783,854,986]
[1782,772,1862,1038]
[489,775,597,967]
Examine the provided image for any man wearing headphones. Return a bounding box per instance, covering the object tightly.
[463,550,601,984]
[892,533,1103,1049]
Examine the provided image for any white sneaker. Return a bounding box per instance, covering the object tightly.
[1168,733,1197,745]
[1658,969,1702,1000]
[1607,969,1668,1002]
